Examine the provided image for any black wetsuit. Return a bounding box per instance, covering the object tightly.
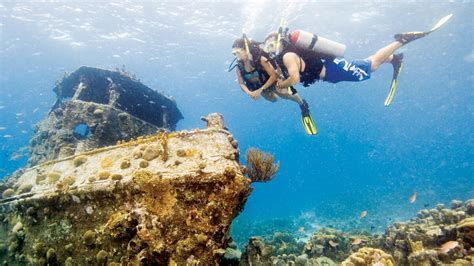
[276,45,329,87]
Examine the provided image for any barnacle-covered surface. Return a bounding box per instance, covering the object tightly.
[0,128,252,265]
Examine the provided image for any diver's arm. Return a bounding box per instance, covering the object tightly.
[277,53,300,89]
[235,68,252,96]
[256,56,277,91]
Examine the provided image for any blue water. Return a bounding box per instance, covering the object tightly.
[1,1,473,241]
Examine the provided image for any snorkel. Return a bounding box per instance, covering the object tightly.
[275,19,283,56]
[242,31,252,62]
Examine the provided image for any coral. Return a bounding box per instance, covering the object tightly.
[408,238,424,253]
[96,250,108,265]
[2,188,15,198]
[451,200,463,209]
[64,257,74,266]
[465,199,474,215]
[17,183,33,194]
[83,230,96,246]
[110,173,123,181]
[408,249,440,265]
[100,156,115,168]
[47,172,61,183]
[36,174,46,184]
[223,166,236,179]
[139,160,149,168]
[98,170,110,180]
[73,155,88,167]
[12,222,23,234]
[61,175,76,186]
[198,162,206,169]
[46,248,57,264]
[133,149,142,159]
[142,144,161,161]
[457,217,474,245]
[120,159,131,169]
[33,241,46,257]
[341,247,395,266]
[93,108,104,116]
[240,237,273,266]
[176,149,187,157]
[244,148,279,182]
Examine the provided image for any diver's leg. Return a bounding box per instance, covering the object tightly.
[275,88,304,105]
[366,41,402,72]
[261,90,278,102]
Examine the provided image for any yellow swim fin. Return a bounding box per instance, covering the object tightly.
[384,53,404,106]
[301,113,317,135]
[394,14,453,45]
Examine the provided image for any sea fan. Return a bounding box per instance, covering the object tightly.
[245,148,279,182]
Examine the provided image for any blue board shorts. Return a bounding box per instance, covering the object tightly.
[323,57,372,83]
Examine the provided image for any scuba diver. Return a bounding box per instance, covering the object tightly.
[263,14,452,108]
[229,35,317,135]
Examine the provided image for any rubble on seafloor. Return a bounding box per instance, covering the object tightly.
[240,199,474,265]
[27,66,183,167]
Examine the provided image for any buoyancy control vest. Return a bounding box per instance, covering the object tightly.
[276,44,329,87]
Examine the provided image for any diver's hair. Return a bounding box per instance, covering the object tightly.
[232,38,270,69]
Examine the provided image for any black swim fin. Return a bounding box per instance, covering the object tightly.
[384,53,404,106]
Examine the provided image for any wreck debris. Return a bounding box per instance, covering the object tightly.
[28,66,183,166]
[0,123,252,265]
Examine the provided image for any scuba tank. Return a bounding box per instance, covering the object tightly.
[289,30,346,57]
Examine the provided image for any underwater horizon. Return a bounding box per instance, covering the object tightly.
[1,0,473,248]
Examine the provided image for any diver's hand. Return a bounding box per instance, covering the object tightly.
[276,79,284,89]
[248,91,261,100]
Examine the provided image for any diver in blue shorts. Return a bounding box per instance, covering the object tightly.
[263,31,406,89]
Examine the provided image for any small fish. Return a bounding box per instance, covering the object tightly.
[359,210,368,220]
[3,135,13,138]
[298,227,305,233]
[0,127,6,130]
[352,238,363,245]
[409,192,417,203]
[9,154,22,160]
[424,203,430,208]
[438,241,459,253]
[32,108,39,113]
[328,240,338,247]
[15,112,24,116]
